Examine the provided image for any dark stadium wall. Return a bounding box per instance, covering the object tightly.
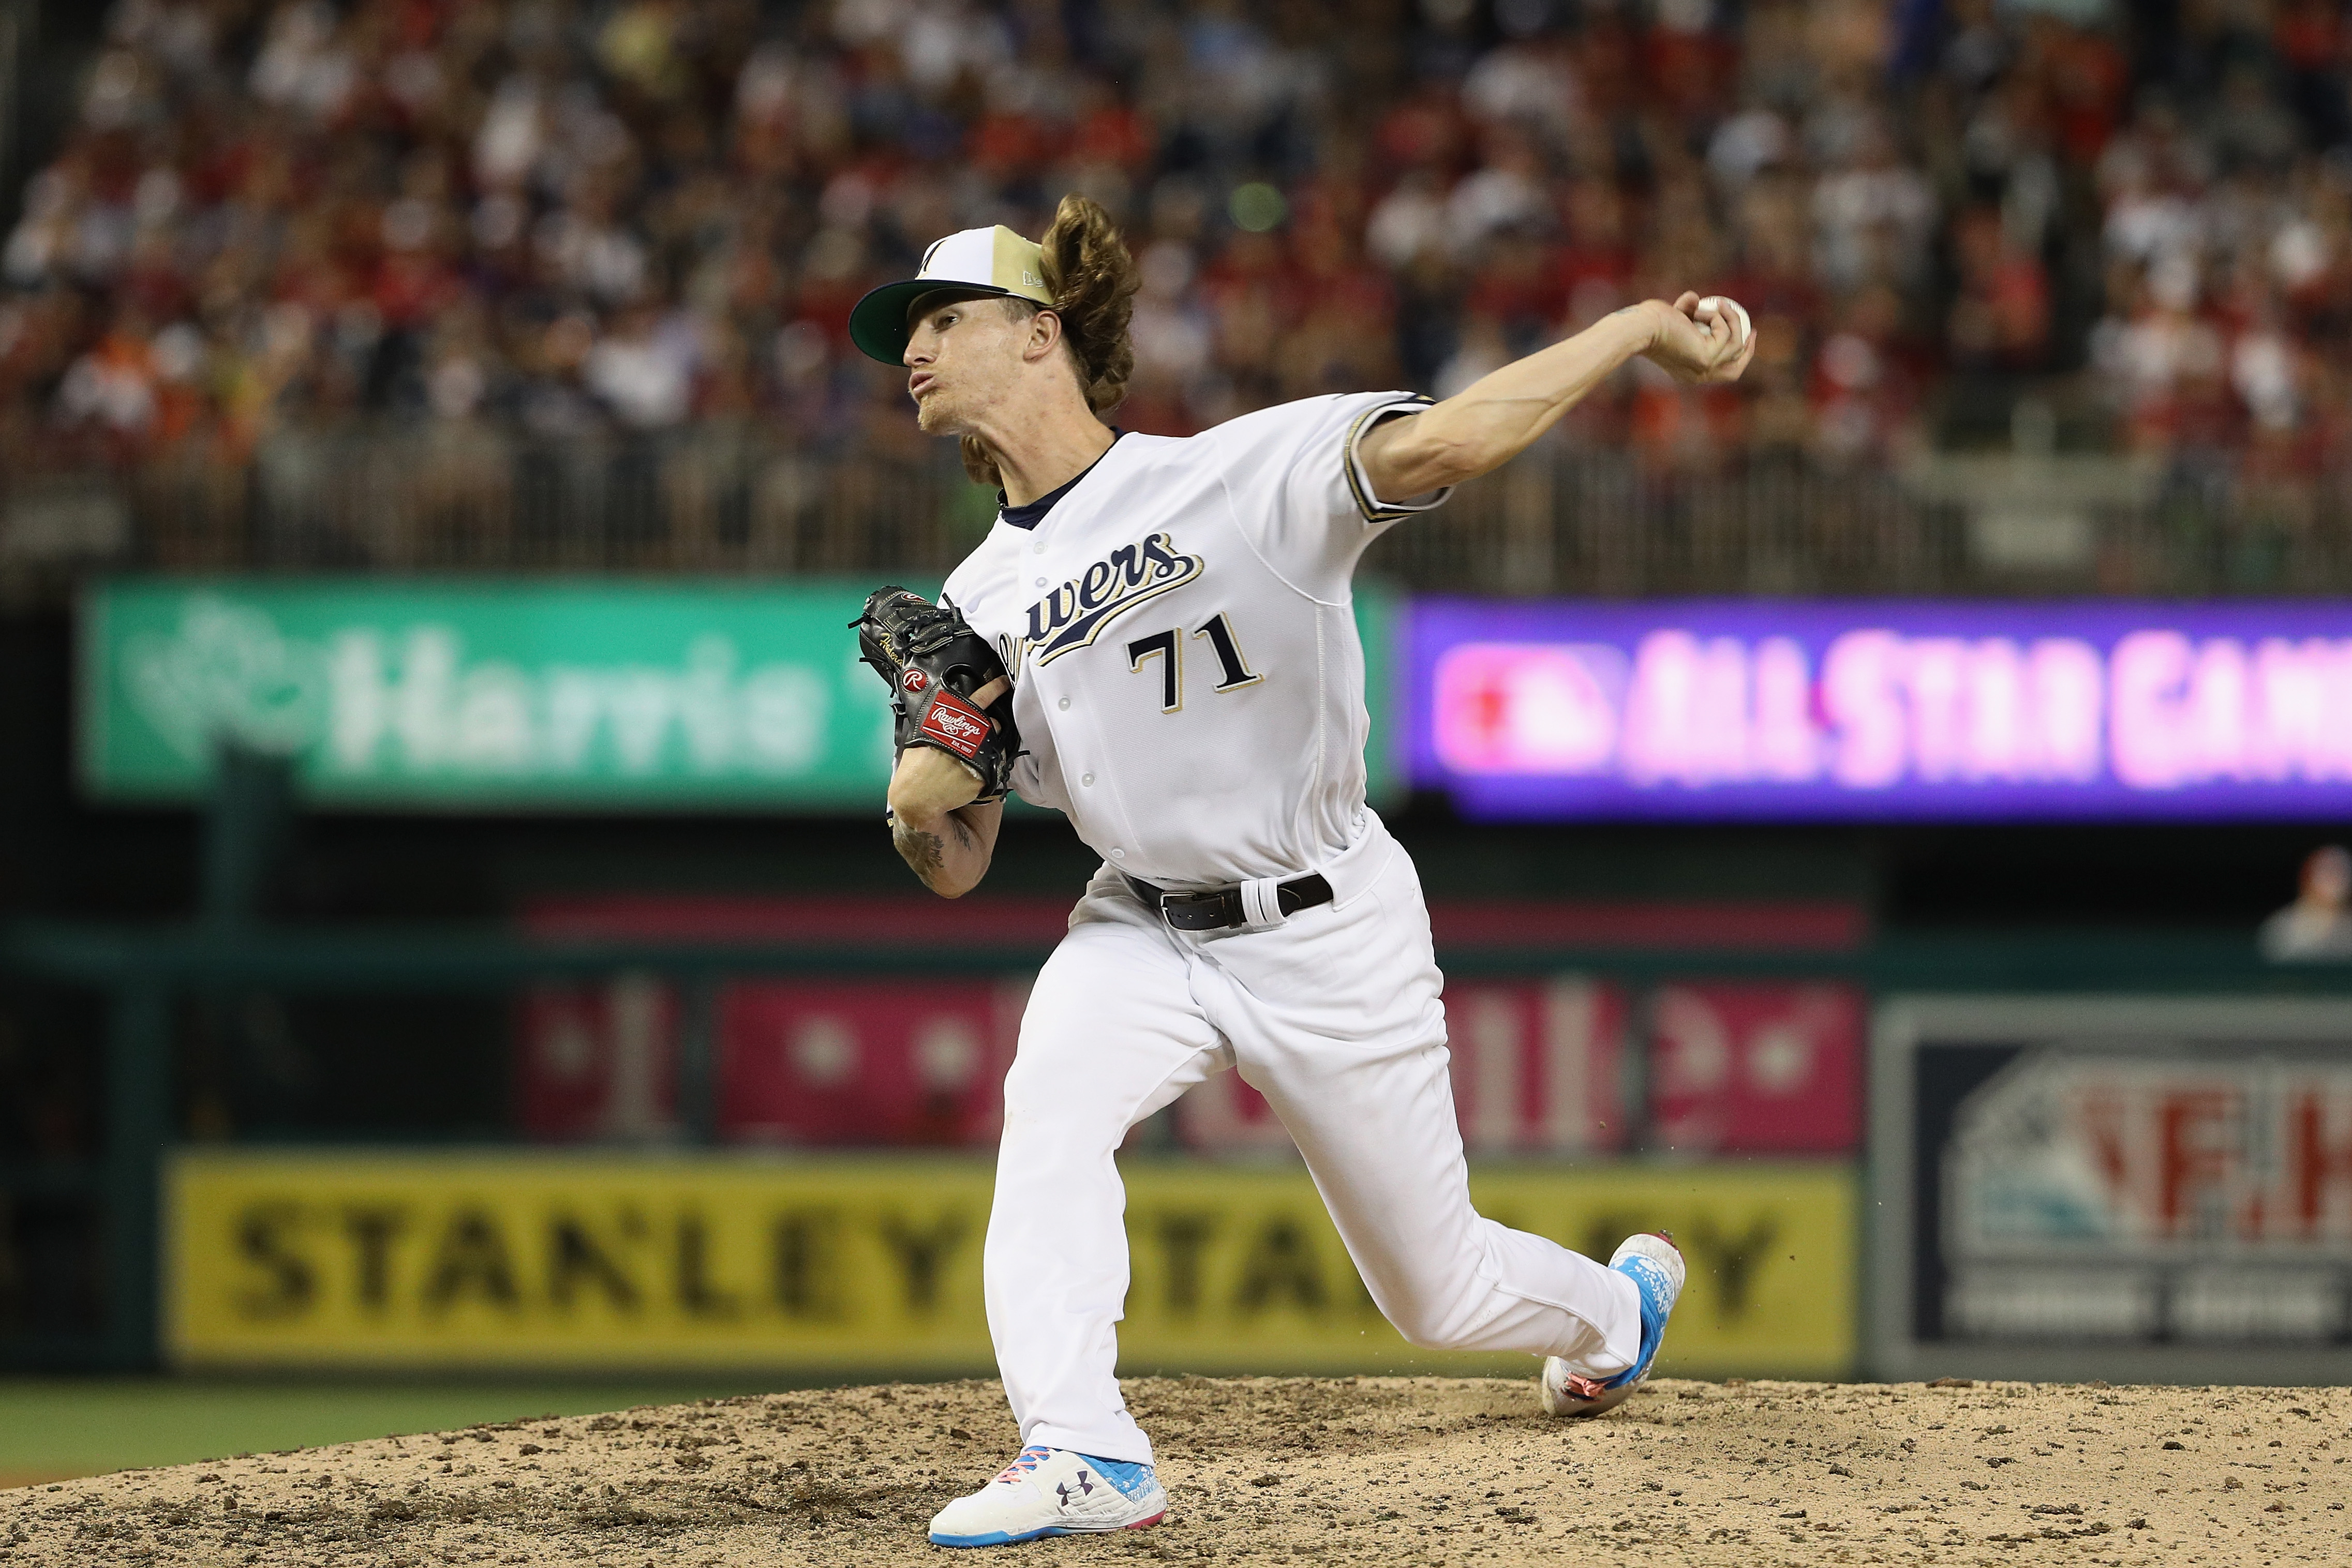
[0,608,200,921]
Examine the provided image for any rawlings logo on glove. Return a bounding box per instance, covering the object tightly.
[852,585,1021,803]
[919,691,994,758]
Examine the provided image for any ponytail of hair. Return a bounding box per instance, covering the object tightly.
[1038,192,1140,420]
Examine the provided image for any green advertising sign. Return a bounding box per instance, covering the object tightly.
[81,578,1399,811]
[81,578,903,808]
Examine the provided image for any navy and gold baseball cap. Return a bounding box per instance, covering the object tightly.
[847,225,1055,364]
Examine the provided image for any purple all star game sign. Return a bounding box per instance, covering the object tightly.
[1407,598,2352,820]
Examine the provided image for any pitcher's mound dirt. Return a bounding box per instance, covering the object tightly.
[2,1376,2346,1565]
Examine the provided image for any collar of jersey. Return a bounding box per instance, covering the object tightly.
[998,431,1124,531]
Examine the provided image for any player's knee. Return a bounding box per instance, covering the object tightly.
[1382,1294,1484,1352]
[999,1041,1084,1104]
[996,1054,1057,1134]
[996,1050,1119,1146]
[1394,1319,1479,1352]
[1413,1319,1490,1351]
[1377,1245,1520,1350]
[1392,1318,1451,1351]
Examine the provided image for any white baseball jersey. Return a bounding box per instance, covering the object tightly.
[941,392,1448,889]
[941,393,1646,1472]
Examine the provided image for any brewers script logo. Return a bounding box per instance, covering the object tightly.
[1005,531,1203,673]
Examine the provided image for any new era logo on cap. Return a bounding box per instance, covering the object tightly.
[850,226,1055,365]
[914,227,1052,303]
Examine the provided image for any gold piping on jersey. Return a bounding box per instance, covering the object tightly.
[1341,394,1439,525]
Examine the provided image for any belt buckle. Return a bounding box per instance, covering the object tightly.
[1157,888,1220,931]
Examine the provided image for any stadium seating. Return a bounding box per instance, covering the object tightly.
[3,0,2350,591]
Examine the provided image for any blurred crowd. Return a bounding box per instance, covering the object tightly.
[9,0,2352,476]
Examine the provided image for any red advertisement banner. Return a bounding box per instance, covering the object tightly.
[1650,983,1865,1155]
[514,898,1863,1154]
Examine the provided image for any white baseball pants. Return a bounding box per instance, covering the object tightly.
[983,814,1641,1465]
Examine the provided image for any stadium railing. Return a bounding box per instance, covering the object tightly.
[8,424,2352,598]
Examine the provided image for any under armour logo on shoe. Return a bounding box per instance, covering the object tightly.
[1055,1470,1095,1510]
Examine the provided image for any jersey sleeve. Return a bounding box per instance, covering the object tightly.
[1205,392,1452,600]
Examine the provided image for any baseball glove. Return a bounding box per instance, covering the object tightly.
[851,585,1020,803]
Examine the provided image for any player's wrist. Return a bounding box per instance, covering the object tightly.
[1623,300,1676,360]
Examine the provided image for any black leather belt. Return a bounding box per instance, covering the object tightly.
[1124,872,1334,931]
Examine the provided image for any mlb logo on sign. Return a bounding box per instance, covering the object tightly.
[1432,644,1625,775]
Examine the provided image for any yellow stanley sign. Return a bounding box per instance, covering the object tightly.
[166,1151,1854,1377]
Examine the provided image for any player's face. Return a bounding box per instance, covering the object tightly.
[903,295,1028,436]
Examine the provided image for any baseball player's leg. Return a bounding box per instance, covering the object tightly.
[984,872,1225,1466]
[1191,850,1642,1374]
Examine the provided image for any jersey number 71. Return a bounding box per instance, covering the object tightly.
[1124,612,1261,713]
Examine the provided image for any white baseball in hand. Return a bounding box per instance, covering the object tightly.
[1696,294,1751,351]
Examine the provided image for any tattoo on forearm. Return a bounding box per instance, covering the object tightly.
[894,822,946,885]
[892,812,978,890]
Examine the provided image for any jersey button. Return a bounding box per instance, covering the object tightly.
[1081,772,1094,786]
[1033,577,1046,587]
[1110,847,1126,859]
[1057,697,1070,710]
[1031,541,1045,554]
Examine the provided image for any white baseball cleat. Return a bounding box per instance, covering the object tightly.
[1540,1231,1685,1418]
[927,1444,1168,1547]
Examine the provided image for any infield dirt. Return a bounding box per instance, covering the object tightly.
[2,1376,2346,1565]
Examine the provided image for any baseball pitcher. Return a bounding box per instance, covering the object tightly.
[846,196,1755,1547]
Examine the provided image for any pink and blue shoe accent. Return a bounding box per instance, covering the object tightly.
[1540,1231,1686,1418]
[928,1443,1168,1547]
